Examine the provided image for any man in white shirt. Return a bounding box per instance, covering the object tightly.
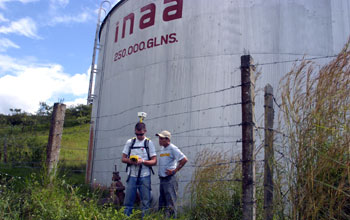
[156,130,188,218]
[122,122,157,216]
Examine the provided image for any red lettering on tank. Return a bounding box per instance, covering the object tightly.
[113,33,178,62]
[161,35,168,45]
[169,33,177,43]
[139,3,156,30]
[114,22,119,43]
[154,37,161,47]
[122,13,134,39]
[114,0,183,44]
[163,0,183,21]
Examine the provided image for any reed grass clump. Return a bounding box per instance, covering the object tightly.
[279,40,350,219]
[187,149,242,220]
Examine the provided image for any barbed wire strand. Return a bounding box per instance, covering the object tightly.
[254,55,338,67]
[91,83,243,120]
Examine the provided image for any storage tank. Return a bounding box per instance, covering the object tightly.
[88,0,350,204]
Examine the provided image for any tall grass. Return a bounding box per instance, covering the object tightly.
[277,40,350,219]
[0,170,175,220]
[186,149,242,220]
[59,124,90,185]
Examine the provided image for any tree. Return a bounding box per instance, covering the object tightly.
[37,102,53,116]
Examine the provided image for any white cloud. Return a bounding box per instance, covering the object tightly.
[0,0,38,9]
[0,55,89,114]
[65,98,86,108]
[0,13,9,23]
[49,11,91,25]
[0,54,26,73]
[0,17,40,39]
[49,0,69,9]
[0,38,20,52]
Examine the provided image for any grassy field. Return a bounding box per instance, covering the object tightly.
[59,123,90,184]
[0,123,90,185]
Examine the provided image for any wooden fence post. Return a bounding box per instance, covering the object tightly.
[3,135,7,164]
[46,103,66,178]
[85,123,94,183]
[264,84,274,220]
[241,55,256,220]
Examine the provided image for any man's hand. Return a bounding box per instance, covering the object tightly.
[166,169,176,176]
[129,158,138,165]
[136,158,144,165]
[165,157,188,176]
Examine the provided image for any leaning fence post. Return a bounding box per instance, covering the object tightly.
[3,135,7,164]
[241,55,256,220]
[46,103,66,178]
[264,84,274,220]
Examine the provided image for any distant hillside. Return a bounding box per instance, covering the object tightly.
[0,103,91,184]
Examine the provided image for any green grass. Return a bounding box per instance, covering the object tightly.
[0,169,183,220]
[0,123,90,186]
[59,123,90,185]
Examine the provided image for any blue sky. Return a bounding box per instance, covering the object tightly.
[0,0,119,114]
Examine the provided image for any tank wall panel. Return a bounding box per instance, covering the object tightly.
[91,0,350,200]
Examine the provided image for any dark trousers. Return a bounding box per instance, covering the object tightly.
[159,175,178,218]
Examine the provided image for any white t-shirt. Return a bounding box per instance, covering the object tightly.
[158,143,186,177]
[122,137,156,177]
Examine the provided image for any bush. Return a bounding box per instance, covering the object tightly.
[3,135,46,166]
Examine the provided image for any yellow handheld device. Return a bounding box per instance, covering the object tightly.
[129,155,139,162]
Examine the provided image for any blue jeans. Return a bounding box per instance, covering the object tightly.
[124,175,151,216]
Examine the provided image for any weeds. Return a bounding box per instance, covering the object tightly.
[186,149,242,220]
[277,40,350,219]
[0,170,172,220]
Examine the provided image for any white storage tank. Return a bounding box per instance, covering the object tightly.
[88,0,350,203]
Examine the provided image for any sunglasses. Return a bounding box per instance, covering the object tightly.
[135,133,145,136]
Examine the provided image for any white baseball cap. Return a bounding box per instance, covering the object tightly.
[156,130,171,139]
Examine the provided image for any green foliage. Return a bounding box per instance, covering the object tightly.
[0,103,92,187]
[0,170,180,220]
[278,41,350,219]
[187,149,242,220]
[0,172,126,220]
[64,104,92,127]
[0,103,92,132]
[36,102,53,116]
[1,134,46,166]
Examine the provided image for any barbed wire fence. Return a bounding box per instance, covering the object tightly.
[0,54,339,219]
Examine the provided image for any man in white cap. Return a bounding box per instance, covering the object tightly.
[156,130,188,218]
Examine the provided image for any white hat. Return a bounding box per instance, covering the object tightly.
[156,130,171,139]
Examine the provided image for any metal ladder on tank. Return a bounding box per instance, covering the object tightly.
[87,1,111,105]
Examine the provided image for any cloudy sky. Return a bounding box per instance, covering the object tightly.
[0,0,119,114]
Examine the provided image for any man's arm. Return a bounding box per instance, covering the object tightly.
[166,157,188,176]
[122,154,157,166]
[142,156,157,166]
